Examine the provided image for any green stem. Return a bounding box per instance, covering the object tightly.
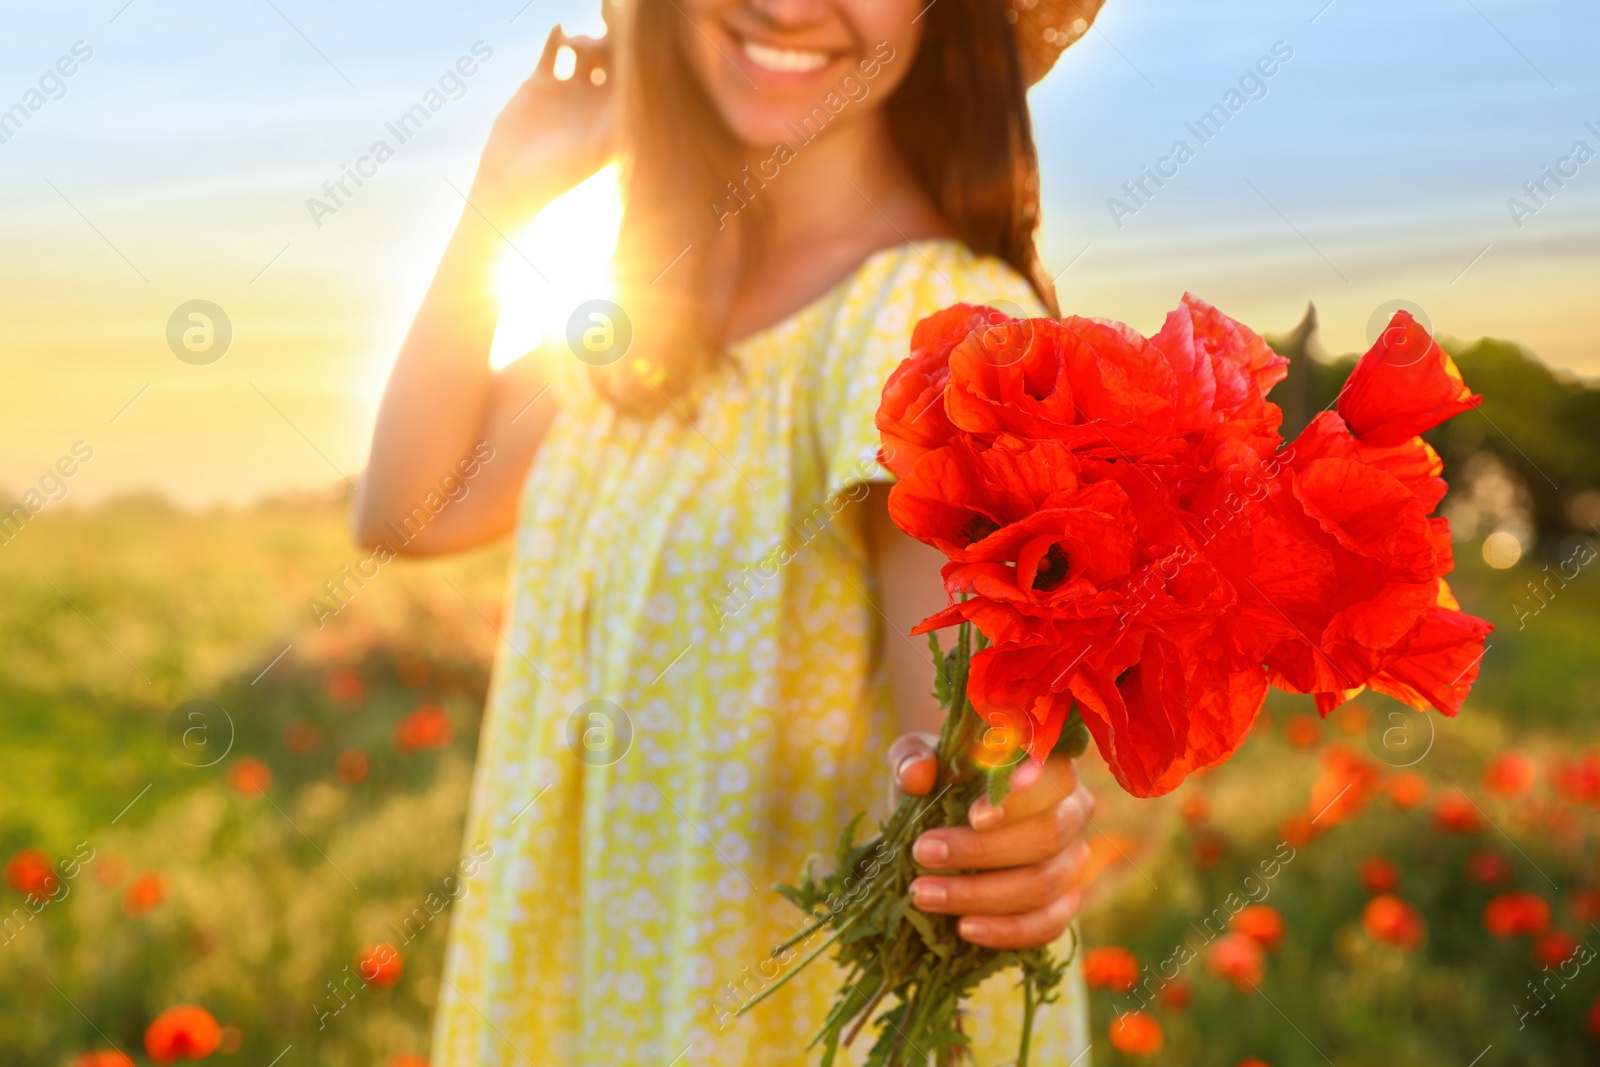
[1018,979,1036,1067]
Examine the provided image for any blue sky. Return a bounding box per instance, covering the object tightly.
[1,0,1596,504]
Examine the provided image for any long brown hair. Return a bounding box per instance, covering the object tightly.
[596,0,1058,415]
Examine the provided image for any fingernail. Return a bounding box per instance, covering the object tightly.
[959,918,989,940]
[911,880,946,908]
[1012,760,1043,792]
[895,756,921,783]
[969,801,1003,830]
[912,836,949,866]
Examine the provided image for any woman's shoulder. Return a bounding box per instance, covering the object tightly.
[826,239,1046,339]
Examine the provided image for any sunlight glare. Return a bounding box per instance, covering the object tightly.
[488,164,624,371]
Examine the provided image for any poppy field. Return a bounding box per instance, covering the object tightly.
[1,493,1597,1066]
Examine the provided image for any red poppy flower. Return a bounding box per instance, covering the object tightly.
[1362,895,1427,950]
[1483,750,1536,798]
[1285,713,1321,747]
[1279,811,1317,849]
[875,303,996,478]
[1309,745,1381,826]
[389,1056,430,1067]
[1231,904,1285,952]
[335,748,370,783]
[1084,946,1141,993]
[1485,892,1551,938]
[1588,995,1600,1039]
[227,759,272,797]
[1432,789,1484,833]
[1149,292,1286,436]
[4,848,58,900]
[1192,832,1227,869]
[1533,929,1579,968]
[1359,856,1400,894]
[395,705,453,752]
[285,720,320,754]
[1385,772,1428,809]
[1466,849,1513,887]
[1552,751,1600,806]
[322,665,366,706]
[72,1052,135,1067]
[1159,977,1193,1011]
[1336,311,1482,447]
[123,872,168,918]
[357,942,404,987]
[144,1005,221,1063]
[1206,933,1265,992]
[1108,1010,1164,1055]
[1180,794,1209,824]
[1569,887,1600,924]
[1237,1061,1272,1067]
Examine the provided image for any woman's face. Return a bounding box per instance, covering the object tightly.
[673,0,926,148]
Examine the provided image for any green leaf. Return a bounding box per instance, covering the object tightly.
[986,763,1014,808]
[1053,707,1092,760]
[924,1030,972,1047]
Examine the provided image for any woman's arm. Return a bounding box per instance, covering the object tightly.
[353,217,556,557]
[354,27,611,556]
[866,484,1095,950]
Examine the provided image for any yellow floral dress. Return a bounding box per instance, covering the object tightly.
[432,239,1090,1066]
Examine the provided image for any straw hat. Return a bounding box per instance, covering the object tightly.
[1010,0,1107,84]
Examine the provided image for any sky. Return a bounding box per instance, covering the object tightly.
[1,0,1596,507]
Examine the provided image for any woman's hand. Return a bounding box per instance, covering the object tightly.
[890,734,1095,950]
[470,26,613,225]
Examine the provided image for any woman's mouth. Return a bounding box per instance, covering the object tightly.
[739,38,833,75]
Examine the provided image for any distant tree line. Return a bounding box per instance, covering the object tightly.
[1268,305,1600,550]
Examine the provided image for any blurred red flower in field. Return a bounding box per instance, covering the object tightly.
[395,705,453,752]
[1333,702,1368,736]
[1533,929,1579,968]
[123,872,167,918]
[322,665,366,706]
[335,748,370,784]
[1484,892,1551,938]
[1237,1060,1272,1067]
[1192,833,1227,869]
[1279,811,1316,849]
[1231,904,1285,952]
[1181,794,1209,824]
[144,1004,221,1063]
[218,1026,242,1054]
[227,759,272,797]
[1570,887,1600,924]
[1286,713,1321,748]
[1589,995,1600,1039]
[1432,789,1484,833]
[71,1052,135,1067]
[1084,946,1141,993]
[1465,848,1513,887]
[389,1056,429,1067]
[1206,933,1265,992]
[1360,856,1400,894]
[396,652,432,689]
[1552,751,1600,806]
[1159,978,1193,1011]
[1362,895,1427,950]
[1082,832,1136,887]
[1385,772,1428,809]
[285,720,320,754]
[1484,751,1536,798]
[96,854,128,888]
[4,848,58,900]
[357,942,404,987]
[1310,745,1381,826]
[1109,1010,1164,1055]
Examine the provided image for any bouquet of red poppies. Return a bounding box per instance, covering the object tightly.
[746,296,1491,1065]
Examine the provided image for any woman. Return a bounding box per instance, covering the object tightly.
[357,0,1104,1062]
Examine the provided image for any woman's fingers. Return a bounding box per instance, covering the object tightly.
[912,782,1093,870]
[966,754,1078,829]
[910,839,1089,916]
[888,732,939,799]
[956,887,1083,950]
[535,25,566,77]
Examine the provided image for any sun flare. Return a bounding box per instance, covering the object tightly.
[488,164,624,371]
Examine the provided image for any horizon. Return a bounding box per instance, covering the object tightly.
[2,0,1596,506]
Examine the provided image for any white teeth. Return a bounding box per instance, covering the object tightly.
[741,39,830,73]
